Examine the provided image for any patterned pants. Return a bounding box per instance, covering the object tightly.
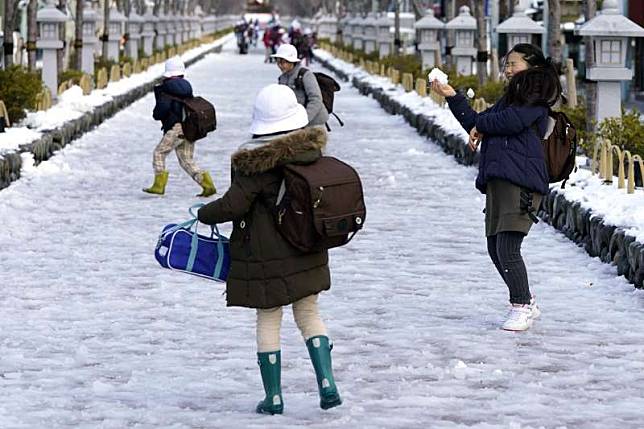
[153,123,203,184]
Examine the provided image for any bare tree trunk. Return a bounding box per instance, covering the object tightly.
[27,0,38,70]
[547,0,561,67]
[74,0,84,70]
[446,0,455,69]
[57,0,68,78]
[102,0,110,60]
[473,0,487,85]
[394,0,401,56]
[3,0,16,67]
[584,0,597,132]
[499,0,509,21]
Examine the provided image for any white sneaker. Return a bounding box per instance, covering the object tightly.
[502,305,533,331]
[529,296,541,319]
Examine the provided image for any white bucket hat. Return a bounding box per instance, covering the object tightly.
[271,43,300,63]
[163,56,186,78]
[249,84,309,135]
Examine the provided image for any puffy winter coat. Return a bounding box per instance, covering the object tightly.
[197,127,330,309]
[278,63,329,127]
[152,77,193,134]
[447,92,549,195]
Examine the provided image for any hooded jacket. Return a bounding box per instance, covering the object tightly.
[278,63,329,127]
[197,127,330,309]
[153,77,193,134]
[447,92,549,195]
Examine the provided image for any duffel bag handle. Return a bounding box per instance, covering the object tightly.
[189,202,225,240]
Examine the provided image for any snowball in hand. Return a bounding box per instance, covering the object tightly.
[427,68,448,85]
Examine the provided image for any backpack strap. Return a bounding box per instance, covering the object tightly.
[294,67,308,91]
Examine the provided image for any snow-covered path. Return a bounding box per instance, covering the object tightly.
[1,41,644,428]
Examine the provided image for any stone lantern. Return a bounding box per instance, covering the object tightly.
[496,0,544,53]
[192,12,202,40]
[81,2,98,75]
[377,13,393,59]
[576,0,644,123]
[363,13,378,54]
[107,6,126,61]
[182,15,191,42]
[155,12,167,50]
[165,12,176,46]
[327,15,338,43]
[351,15,364,52]
[141,9,157,57]
[126,10,144,60]
[340,14,353,47]
[414,9,445,69]
[202,15,216,35]
[445,5,477,75]
[36,0,70,98]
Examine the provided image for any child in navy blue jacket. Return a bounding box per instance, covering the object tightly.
[431,44,562,331]
[143,57,216,197]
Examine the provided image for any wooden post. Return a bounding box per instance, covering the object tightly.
[565,58,577,107]
[0,100,11,127]
[416,78,427,96]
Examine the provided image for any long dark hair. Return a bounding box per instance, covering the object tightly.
[504,44,562,108]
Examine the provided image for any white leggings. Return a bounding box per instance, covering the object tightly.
[256,294,327,352]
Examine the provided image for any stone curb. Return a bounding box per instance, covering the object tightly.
[0,41,227,191]
[316,55,643,289]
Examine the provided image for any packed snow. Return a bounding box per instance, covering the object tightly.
[1,40,644,428]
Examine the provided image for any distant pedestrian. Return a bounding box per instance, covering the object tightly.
[197,84,342,414]
[431,44,563,331]
[272,44,328,128]
[144,57,216,197]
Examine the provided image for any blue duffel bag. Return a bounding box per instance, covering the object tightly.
[155,204,230,282]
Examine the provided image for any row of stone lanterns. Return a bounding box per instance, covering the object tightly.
[35,0,236,100]
[340,13,395,59]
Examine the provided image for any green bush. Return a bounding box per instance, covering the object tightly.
[476,80,505,105]
[558,102,595,154]
[380,54,422,78]
[59,69,84,86]
[0,66,43,124]
[598,110,644,157]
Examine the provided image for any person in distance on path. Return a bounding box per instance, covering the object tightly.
[197,84,342,415]
[143,57,216,197]
[431,44,562,331]
[272,44,329,128]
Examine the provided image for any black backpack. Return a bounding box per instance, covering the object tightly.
[533,110,577,187]
[274,156,366,253]
[164,93,217,142]
[294,68,344,130]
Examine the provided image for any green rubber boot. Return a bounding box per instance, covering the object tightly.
[306,336,342,410]
[196,171,216,197]
[143,171,169,195]
[256,351,284,415]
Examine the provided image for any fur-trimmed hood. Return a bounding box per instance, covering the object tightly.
[231,127,327,174]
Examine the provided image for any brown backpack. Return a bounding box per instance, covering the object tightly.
[164,93,217,142]
[538,110,578,186]
[274,156,366,253]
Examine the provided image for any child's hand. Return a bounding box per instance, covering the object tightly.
[468,127,483,152]
[430,80,456,98]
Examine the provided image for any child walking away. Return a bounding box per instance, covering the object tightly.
[197,84,342,414]
[144,57,216,197]
[431,44,563,331]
